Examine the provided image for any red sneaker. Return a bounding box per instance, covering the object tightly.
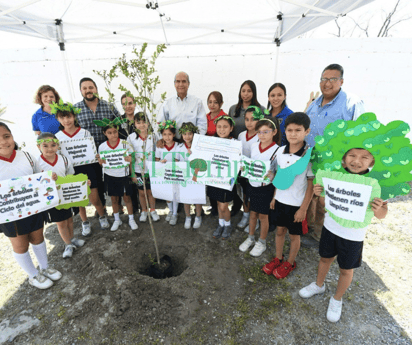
[273,261,296,279]
[262,256,284,275]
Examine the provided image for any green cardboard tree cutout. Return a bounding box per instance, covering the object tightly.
[190,159,208,182]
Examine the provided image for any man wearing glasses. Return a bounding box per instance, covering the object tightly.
[305,64,365,241]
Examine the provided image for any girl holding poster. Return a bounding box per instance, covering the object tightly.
[178,122,203,230]
[155,120,181,226]
[36,132,84,259]
[54,101,110,236]
[0,123,62,289]
[207,115,237,240]
[96,119,138,232]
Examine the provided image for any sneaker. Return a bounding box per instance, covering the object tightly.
[239,237,255,252]
[40,268,62,281]
[169,214,178,226]
[299,282,326,299]
[213,225,224,239]
[82,221,92,236]
[63,244,75,259]
[165,211,173,222]
[250,241,267,257]
[184,217,192,229]
[129,218,138,230]
[150,211,160,222]
[111,220,122,232]
[99,216,110,230]
[139,211,148,222]
[327,297,343,323]
[29,273,53,289]
[244,220,260,233]
[237,214,250,228]
[222,225,233,239]
[193,216,202,229]
[262,256,284,275]
[71,238,85,248]
[273,261,296,279]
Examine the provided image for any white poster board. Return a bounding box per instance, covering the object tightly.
[241,156,271,184]
[59,137,98,166]
[0,171,59,223]
[100,149,129,169]
[322,177,372,222]
[148,162,206,204]
[57,181,88,206]
[188,134,242,191]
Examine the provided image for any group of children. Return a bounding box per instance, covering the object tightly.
[0,99,388,323]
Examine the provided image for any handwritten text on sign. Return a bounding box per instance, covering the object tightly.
[241,156,270,184]
[100,149,129,169]
[322,177,372,222]
[57,182,88,205]
[59,137,98,166]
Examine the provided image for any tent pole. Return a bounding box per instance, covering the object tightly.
[61,50,75,102]
[274,44,280,82]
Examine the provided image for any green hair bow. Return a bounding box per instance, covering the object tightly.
[179,122,199,134]
[158,120,177,131]
[213,115,235,126]
[50,99,81,115]
[93,117,127,128]
[246,106,269,121]
[37,138,59,145]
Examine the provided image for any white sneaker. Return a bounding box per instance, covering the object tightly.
[299,282,326,299]
[62,244,75,258]
[139,211,148,222]
[71,238,85,248]
[169,214,178,226]
[239,237,255,252]
[165,211,173,222]
[244,219,260,233]
[184,217,192,229]
[40,268,62,281]
[29,273,53,289]
[129,218,138,230]
[99,216,110,230]
[150,210,160,222]
[193,216,202,229]
[327,296,343,323]
[237,213,250,228]
[250,241,266,257]
[82,221,91,236]
[111,220,122,232]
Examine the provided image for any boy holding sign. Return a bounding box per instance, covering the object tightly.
[299,148,387,323]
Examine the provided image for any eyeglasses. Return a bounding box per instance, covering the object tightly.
[257,130,273,135]
[320,77,342,83]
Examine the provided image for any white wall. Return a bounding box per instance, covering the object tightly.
[0,37,410,156]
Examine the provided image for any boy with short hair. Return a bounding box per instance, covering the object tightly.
[299,148,387,323]
[262,112,314,279]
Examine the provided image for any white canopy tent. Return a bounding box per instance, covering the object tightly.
[0,0,374,101]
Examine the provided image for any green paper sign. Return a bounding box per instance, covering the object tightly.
[55,174,91,210]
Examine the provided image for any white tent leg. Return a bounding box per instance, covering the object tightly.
[274,44,280,82]
[61,50,75,102]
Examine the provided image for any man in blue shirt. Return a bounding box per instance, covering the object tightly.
[306,64,365,241]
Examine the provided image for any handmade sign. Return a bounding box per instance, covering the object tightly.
[317,170,381,228]
[0,171,59,223]
[55,174,91,210]
[148,162,206,204]
[312,113,412,200]
[59,137,98,166]
[189,134,242,191]
[272,147,313,190]
[100,148,129,169]
[241,156,271,184]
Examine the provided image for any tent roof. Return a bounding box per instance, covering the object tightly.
[0,0,374,47]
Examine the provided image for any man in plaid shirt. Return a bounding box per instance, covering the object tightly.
[75,77,120,148]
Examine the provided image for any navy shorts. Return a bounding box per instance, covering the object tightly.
[319,226,363,270]
[74,163,102,189]
[272,200,303,235]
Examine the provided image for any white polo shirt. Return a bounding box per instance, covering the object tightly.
[98,139,132,178]
[0,150,39,180]
[55,127,91,141]
[238,130,259,158]
[36,154,74,177]
[249,141,279,188]
[155,142,181,163]
[127,132,155,173]
[272,142,314,207]
[177,142,192,162]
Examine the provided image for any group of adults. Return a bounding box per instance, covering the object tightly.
[31,63,365,241]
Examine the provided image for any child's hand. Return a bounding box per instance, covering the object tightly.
[51,172,58,181]
[124,156,132,162]
[131,177,138,183]
[98,158,106,165]
[188,149,192,155]
[266,171,274,180]
[87,180,91,186]
[156,139,165,149]
[160,159,167,163]
[371,198,388,219]
[313,184,324,197]
[270,199,276,210]
[96,154,100,159]
[294,208,306,223]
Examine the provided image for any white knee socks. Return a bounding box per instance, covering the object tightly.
[31,241,48,270]
[13,251,38,279]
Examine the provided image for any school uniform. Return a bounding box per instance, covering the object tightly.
[248,141,279,215]
[99,138,133,197]
[238,130,259,200]
[127,132,155,191]
[0,150,45,237]
[271,142,314,235]
[36,153,77,223]
[155,142,181,163]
